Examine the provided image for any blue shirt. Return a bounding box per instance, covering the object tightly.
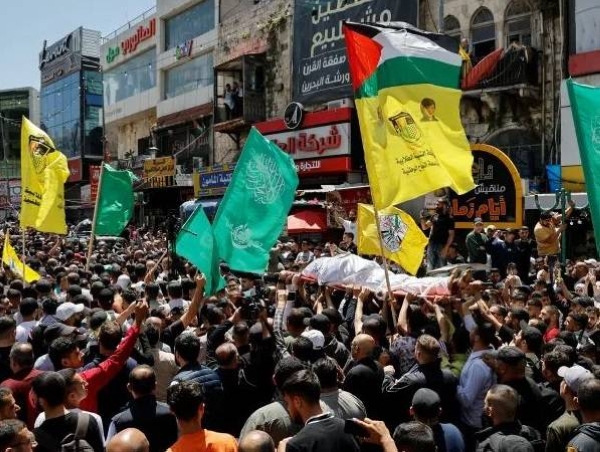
[441,423,466,452]
[457,348,495,428]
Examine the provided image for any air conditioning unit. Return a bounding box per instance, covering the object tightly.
[326,98,355,110]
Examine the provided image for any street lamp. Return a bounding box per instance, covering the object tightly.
[534,188,589,264]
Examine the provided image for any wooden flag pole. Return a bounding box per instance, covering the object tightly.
[144,248,169,282]
[85,164,105,271]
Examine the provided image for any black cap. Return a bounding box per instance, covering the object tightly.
[44,323,77,342]
[89,310,108,330]
[491,346,526,365]
[411,388,441,419]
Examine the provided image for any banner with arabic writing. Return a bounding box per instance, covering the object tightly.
[449,144,523,229]
[293,0,418,105]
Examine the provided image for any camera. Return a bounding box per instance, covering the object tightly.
[240,296,262,321]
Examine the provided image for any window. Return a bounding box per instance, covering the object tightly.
[444,15,461,38]
[40,72,82,158]
[103,49,156,106]
[505,0,532,47]
[471,7,496,61]
[164,0,215,51]
[0,91,29,160]
[164,52,214,99]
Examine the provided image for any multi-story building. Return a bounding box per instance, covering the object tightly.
[0,87,39,219]
[102,7,158,163]
[39,27,103,219]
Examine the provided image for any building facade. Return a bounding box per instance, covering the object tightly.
[39,27,103,218]
[0,87,39,219]
[101,7,158,162]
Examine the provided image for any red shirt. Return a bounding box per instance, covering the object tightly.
[1,368,44,428]
[78,324,140,413]
[544,326,560,343]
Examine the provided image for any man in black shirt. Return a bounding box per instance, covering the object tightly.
[0,317,16,383]
[421,198,455,271]
[343,334,384,420]
[31,372,104,452]
[280,369,359,452]
[107,365,177,452]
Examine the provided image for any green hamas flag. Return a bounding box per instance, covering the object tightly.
[175,205,223,295]
[95,164,137,236]
[568,79,600,254]
[213,127,299,274]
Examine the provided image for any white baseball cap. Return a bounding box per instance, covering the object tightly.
[301,329,325,350]
[558,365,594,394]
[55,302,85,322]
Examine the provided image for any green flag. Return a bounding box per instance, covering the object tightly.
[213,127,299,273]
[568,79,600,255]
[175,204,223,295]
[95,163,136,236]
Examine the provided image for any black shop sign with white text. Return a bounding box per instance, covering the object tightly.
[292,0,418,106]
[450,144,523,229]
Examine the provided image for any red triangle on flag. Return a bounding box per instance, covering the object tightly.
[343,23,383,92]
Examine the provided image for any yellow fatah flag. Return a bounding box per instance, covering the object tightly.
[357,203,428,275]
[343,22,475,208]
[20,117,70,234]
[2,233,41,283]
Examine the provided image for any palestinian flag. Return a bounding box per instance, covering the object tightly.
[343,22,475,208]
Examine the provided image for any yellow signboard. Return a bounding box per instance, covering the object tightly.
[144,157,175,179]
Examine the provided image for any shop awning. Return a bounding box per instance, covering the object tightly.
[287,210,327,234]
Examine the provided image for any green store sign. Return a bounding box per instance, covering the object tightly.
[106,46,120,64]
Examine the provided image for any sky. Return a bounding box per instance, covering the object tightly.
[0,0,156,90]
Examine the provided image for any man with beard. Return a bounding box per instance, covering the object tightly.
[421,198,455,271]
[279,369,359,452]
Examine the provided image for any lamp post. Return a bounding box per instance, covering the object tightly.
[534,188,589,264]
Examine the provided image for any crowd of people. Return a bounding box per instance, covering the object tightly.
[0,206,600,452]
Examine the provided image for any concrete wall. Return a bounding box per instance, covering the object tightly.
[213,0,292,164]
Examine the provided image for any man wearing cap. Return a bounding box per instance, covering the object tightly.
[491,346,562,434]
[566,379,600,452]
[466,218,488,265]
[54,302,85,328]
[308,314,350,368]
[410,388,465,452]
[546,365,594,452]
[421,198,455,271]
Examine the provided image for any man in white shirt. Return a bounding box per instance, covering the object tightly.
[342,209,357,237]
[15,298,39,343]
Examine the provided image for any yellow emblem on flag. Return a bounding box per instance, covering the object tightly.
[20,117,70,234]
[357,203,428,275]
[2,233,41,283]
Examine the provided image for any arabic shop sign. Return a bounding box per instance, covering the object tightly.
[144,156,175,179]
[39,34,73,69]
[264,123,350,160]
[295,156,351,176]
[106,18,156,64]
[450,144,523,229]
[292,0,418,106]
[194,164,236,197]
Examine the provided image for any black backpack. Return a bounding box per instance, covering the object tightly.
[36,412,94,452]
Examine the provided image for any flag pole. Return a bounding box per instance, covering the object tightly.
[373,208,394,298]
[85,163,105,271]
[21,227,26,278]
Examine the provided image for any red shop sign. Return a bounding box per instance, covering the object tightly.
[295,156,351,176]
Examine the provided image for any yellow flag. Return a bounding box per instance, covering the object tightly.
[343,22,475,209]
[357,203,428,275]
[20,117,70,234]
[2,233,41,283]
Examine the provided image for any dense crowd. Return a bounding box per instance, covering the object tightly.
[0,206,600,452]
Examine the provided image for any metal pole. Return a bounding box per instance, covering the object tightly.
[560,188,567,264]
[438,0,445,32]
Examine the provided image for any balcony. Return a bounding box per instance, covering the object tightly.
[461,44,540,98]
[213,54,266,146]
